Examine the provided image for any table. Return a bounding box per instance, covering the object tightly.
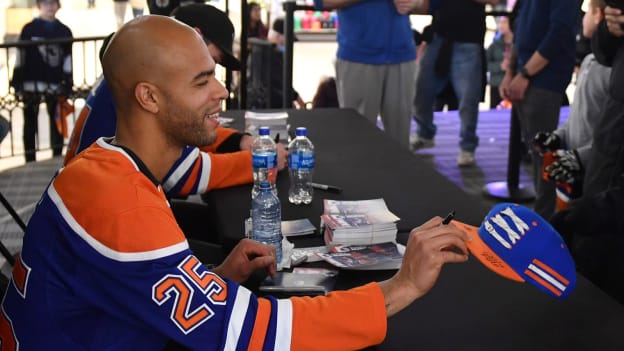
[209,108,490,248]
[206,108,624,351]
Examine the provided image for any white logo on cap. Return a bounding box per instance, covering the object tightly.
[483,207,530,249]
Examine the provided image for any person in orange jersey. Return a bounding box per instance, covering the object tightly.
[0,16,471,350]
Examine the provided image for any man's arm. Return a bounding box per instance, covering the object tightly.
[378,217,469,316]
[162,146,253,197]
[505,0,575,101]
[516,51,549,80]
[219,215,469,349]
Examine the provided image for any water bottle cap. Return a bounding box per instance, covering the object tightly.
[295,127,307,136]
[259,181,272,190]
[259,127,270,136]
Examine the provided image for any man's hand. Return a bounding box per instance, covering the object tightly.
[212,239,277,283]
[239,134,254,150]
[506,74,530,101]
[276,143,288,171]
[499,70,513,100]
[533,131,561,155]
[379,217,470,317]
[545,149,583,183]
[605,6,624,37]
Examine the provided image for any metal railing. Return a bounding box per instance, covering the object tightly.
[0,35,108,160]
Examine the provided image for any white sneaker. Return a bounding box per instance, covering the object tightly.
[457,151,475,167]
[410,136,435,150]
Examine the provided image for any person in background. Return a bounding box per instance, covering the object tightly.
[312,75,339,108]
[0,15,471,349]
[130,0,144,17]
[266,17,306,109]
[532,0,611,212]
[248,2,268,39]
[548,0,624,312]
[411,0,499,167]
[312,0,430,149]
[582,3,624,197]
[499,0,580,219]
[113,0,129,28]
[486,16,513,109]
[415,25,459,112]
[11,0,73,163]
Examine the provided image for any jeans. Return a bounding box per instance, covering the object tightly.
[413,34,483,152]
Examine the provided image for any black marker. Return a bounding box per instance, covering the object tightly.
[274,133,280,143]
[441,210,455,225]
[309,182,342,193]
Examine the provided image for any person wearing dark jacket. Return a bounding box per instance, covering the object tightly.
[550,4,624,305]
[499,0,580,219]
[582,5,624,197]
[11,0,73,162]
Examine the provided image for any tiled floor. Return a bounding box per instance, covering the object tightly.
[0,107,562,275]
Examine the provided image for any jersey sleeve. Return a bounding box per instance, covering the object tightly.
[162,146,253,198]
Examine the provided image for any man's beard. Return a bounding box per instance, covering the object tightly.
[163,98,217,148]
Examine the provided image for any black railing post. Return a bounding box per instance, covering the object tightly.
[483,107,535,201]
[282,1,296,109]
[240,0,249,109]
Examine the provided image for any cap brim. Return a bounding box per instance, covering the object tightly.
[219,49,241,71]
[453,220,525,283]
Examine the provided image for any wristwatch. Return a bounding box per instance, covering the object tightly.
[519,67,532,79]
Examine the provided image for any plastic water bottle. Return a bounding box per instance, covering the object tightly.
[288,127,314,204]
[252,126,278,198]
[252,181,283,263]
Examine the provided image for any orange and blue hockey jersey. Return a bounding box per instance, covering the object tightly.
[64,78,252,197]
[0,140,387,350]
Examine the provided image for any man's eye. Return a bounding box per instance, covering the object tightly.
[197,81,208,87]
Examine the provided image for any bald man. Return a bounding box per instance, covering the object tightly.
[0,16,471,350]
[63,4,287,245]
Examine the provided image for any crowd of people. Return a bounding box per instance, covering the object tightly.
[3,0,624,348]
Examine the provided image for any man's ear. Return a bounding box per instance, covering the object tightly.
[135,82,160,114]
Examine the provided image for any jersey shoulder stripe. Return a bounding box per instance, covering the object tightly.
[52,141,188,261]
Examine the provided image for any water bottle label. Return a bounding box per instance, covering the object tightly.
[289,152,315,170]
[253,152,278,168]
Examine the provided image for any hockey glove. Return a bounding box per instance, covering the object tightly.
[533,131,561,155]
[545,149,583,183]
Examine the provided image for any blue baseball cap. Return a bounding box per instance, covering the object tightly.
[453,203,576,299]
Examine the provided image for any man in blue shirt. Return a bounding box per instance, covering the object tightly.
[313,0,428,149]
[500,0,580,219]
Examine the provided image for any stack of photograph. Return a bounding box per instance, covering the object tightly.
[320,198,399,246]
